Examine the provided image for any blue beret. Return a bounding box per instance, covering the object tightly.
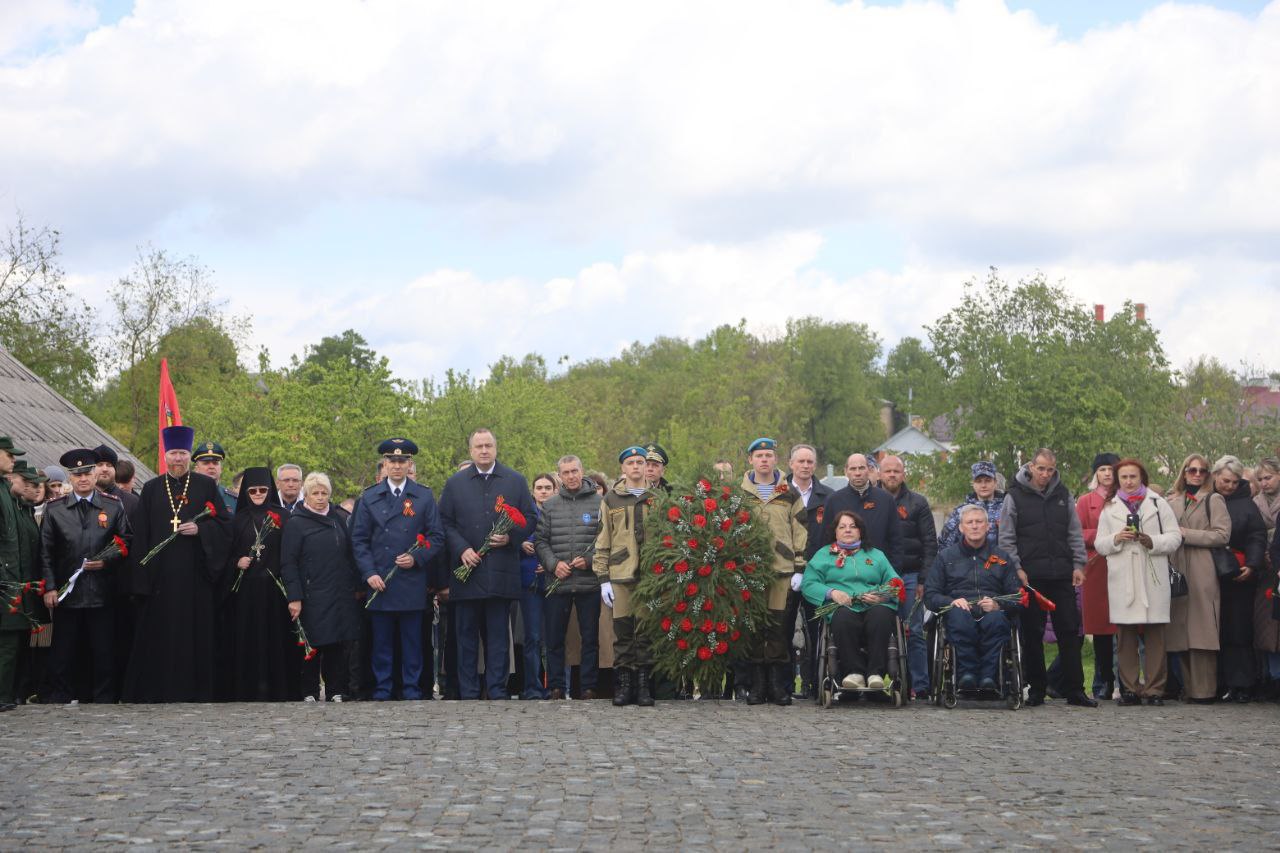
[162,426,195,453]
[619,446,647,463]
[747,437,777,454]
[379,437,418,457]
[971,461,997,480]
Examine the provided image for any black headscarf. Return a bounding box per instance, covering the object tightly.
[235,466,283,515]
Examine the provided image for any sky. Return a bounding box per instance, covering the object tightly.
[1,0,1277,383]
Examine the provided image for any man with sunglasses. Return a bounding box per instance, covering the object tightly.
[999,448,1095,708]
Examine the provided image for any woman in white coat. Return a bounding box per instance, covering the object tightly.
[1095,459,1183,706]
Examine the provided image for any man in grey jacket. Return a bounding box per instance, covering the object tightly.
[998,448,1095,708]
[535,456,601,700]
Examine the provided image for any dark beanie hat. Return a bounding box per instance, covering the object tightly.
[1092,452,1121,473]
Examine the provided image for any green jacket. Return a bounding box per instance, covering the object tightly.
[0,490,41,631]
[801,544,900,618]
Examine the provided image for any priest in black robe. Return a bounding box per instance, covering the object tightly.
[220,466,300,701]
[124,426,231,703]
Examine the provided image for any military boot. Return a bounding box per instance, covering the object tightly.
[746,664,769,705]
[612,668,634,707]
[635,668,655,707]
[772,664,793,706]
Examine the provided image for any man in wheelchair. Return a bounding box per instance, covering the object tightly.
[925,504,1022,691]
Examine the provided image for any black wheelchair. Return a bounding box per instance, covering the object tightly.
[927,608,1023,710]
[814,612,911,709]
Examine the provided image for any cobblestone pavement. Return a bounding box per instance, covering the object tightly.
[2,697,1278,850]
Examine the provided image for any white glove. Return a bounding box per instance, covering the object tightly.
[790,573,803,592]
[601,581,614,607]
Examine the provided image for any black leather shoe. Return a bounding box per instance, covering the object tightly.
[1116,691,1141,706]
[1144,696,1164,706]
[746,664,769,706]
[771,665,793,707]
[1232,689,1252,704]
[1025,691,1045,707]
[1066,692,1099,708]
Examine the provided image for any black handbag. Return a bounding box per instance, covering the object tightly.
[1203,497,1241,581]
[1152,496,1189,598]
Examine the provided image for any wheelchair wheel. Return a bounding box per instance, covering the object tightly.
[929,623,946,707]
[813,624,828,707]
[1004,628,1023,710]
[821,685,834,709]
[941,644,958,709]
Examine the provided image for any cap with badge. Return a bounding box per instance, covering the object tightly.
[94,444,119,466]
[60,448,99,474]
[747,437,777,454]
[971,461,997,480]
[14,460,48,484]
[618,445,647,463]
[0,436,26,456]
[643,443,669,465]
[193,441,226,462]
[378,437,418,457]
[162,425,195,453]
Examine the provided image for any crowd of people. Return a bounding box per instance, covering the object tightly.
[2,425,1278,712]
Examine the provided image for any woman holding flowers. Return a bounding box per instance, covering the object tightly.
[223,466,299,702]
[801,510,900,691]
[281,471,360,702]
[1094,459,1182,705]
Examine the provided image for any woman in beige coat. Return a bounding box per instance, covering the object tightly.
[1166,454,1232,702]
[1095,459,1182,705]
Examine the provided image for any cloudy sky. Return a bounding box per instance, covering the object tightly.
[2,0,1276,382]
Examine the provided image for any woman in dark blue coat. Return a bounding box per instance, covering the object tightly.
[281,471,360,702]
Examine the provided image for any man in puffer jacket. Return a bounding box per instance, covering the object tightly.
[535,455,602,700]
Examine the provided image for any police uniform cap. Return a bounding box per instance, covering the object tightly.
[643,443,669,465]
[193,441,226,462]
[619,446,647,463]
[379,437,418,457]
[60,448,100,473]
[747,437,777,455]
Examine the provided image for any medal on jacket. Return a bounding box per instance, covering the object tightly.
[403,498,415,517]
[98,511,109,528]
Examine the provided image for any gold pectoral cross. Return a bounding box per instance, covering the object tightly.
[171,516,181,533]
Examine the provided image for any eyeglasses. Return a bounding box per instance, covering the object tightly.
[246,487,270,495]
[1184,466,1208,475]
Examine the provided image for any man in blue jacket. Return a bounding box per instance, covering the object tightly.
[352,438,445,701]
[817,453,904,570]
[439,428,537,700]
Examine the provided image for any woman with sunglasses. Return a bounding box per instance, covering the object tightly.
[1167,455,1232,703]
[222,467,301,701]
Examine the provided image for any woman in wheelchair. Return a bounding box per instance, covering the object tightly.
[801,510,900,690]
[925,504,1023,691]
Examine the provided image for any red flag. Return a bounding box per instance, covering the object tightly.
[157,358,182,474]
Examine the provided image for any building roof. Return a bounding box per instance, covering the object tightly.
[873,424,952,456]
[0,346,155,482]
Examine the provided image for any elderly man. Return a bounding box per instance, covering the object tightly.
[39,449,132,705]
[879,455,936,699]
[740,438,807,705]
[123,425,232,703]
[999,448,1094,708]
[939,461,1005,548]
[439,428,536,700]
[818,453,904,571]
[276,464,305,512]
[926,504,1022,691]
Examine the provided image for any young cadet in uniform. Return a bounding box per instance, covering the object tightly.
[193,441,238,516]
[39,449,132,705]
[0,436,39,711]
[739,438,807,705]
[595,446,657,707]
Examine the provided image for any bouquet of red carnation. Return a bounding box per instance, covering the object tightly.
[55,536,130,602]
[366,534,430,608]
[454,496,527,583]
[233,510,284,593]
[270,575,316,660]
[935,590,1024,614]
[2,579,48,632]
[813,578,907,620]
[140,501,218,566]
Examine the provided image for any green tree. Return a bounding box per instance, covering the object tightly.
[782,317,883,465]
[291,329,380,382]
[880,336,948,422]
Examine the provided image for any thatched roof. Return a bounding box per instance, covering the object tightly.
[0,346,155,482]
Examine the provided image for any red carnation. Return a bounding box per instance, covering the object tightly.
[680,618,694,632]
[674,601,688,613]
[667,507,682,522]
[661,535,675,548]
[500,504,528,528]
[697,646,713,661]
[1268,588,1276,600]
[716,621,728,633]
[716,586,726,597]
[700,619,713,633]
[721,486,731,499]
[715,641,729,655]
[712,536,725,549]
[661,617,673,631]
[731,630,741,641]
[743,564,755,574]
[698,478,712,493]
[674,560,690,574]
[1019,587,1030,607]
[702,600,714,611]
[205,501,217,516]
[685,582,700,597]
[697,564,712,577]
[677,638,689,651]
[417,534,429,549]
[724,560,738,571]
[703,498,718,512]
[687,538,700,549]
[692,514,707,529]
[741,590,752,601]
[889,577,904,589]
[267,510,283,527]
[652,563,665,574]
[736,510,751,524]
[113,535,129,557]
[719,518,732,532]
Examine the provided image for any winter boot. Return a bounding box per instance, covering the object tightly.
[746,664,770,705]
[636,668,655,707]
[612,668,634,707]
[772,664,793,706]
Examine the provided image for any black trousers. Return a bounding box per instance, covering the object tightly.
[830,606,895,678]
[301,641,350,699]
[50,606,115,703]
[1020,578,1084,696]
